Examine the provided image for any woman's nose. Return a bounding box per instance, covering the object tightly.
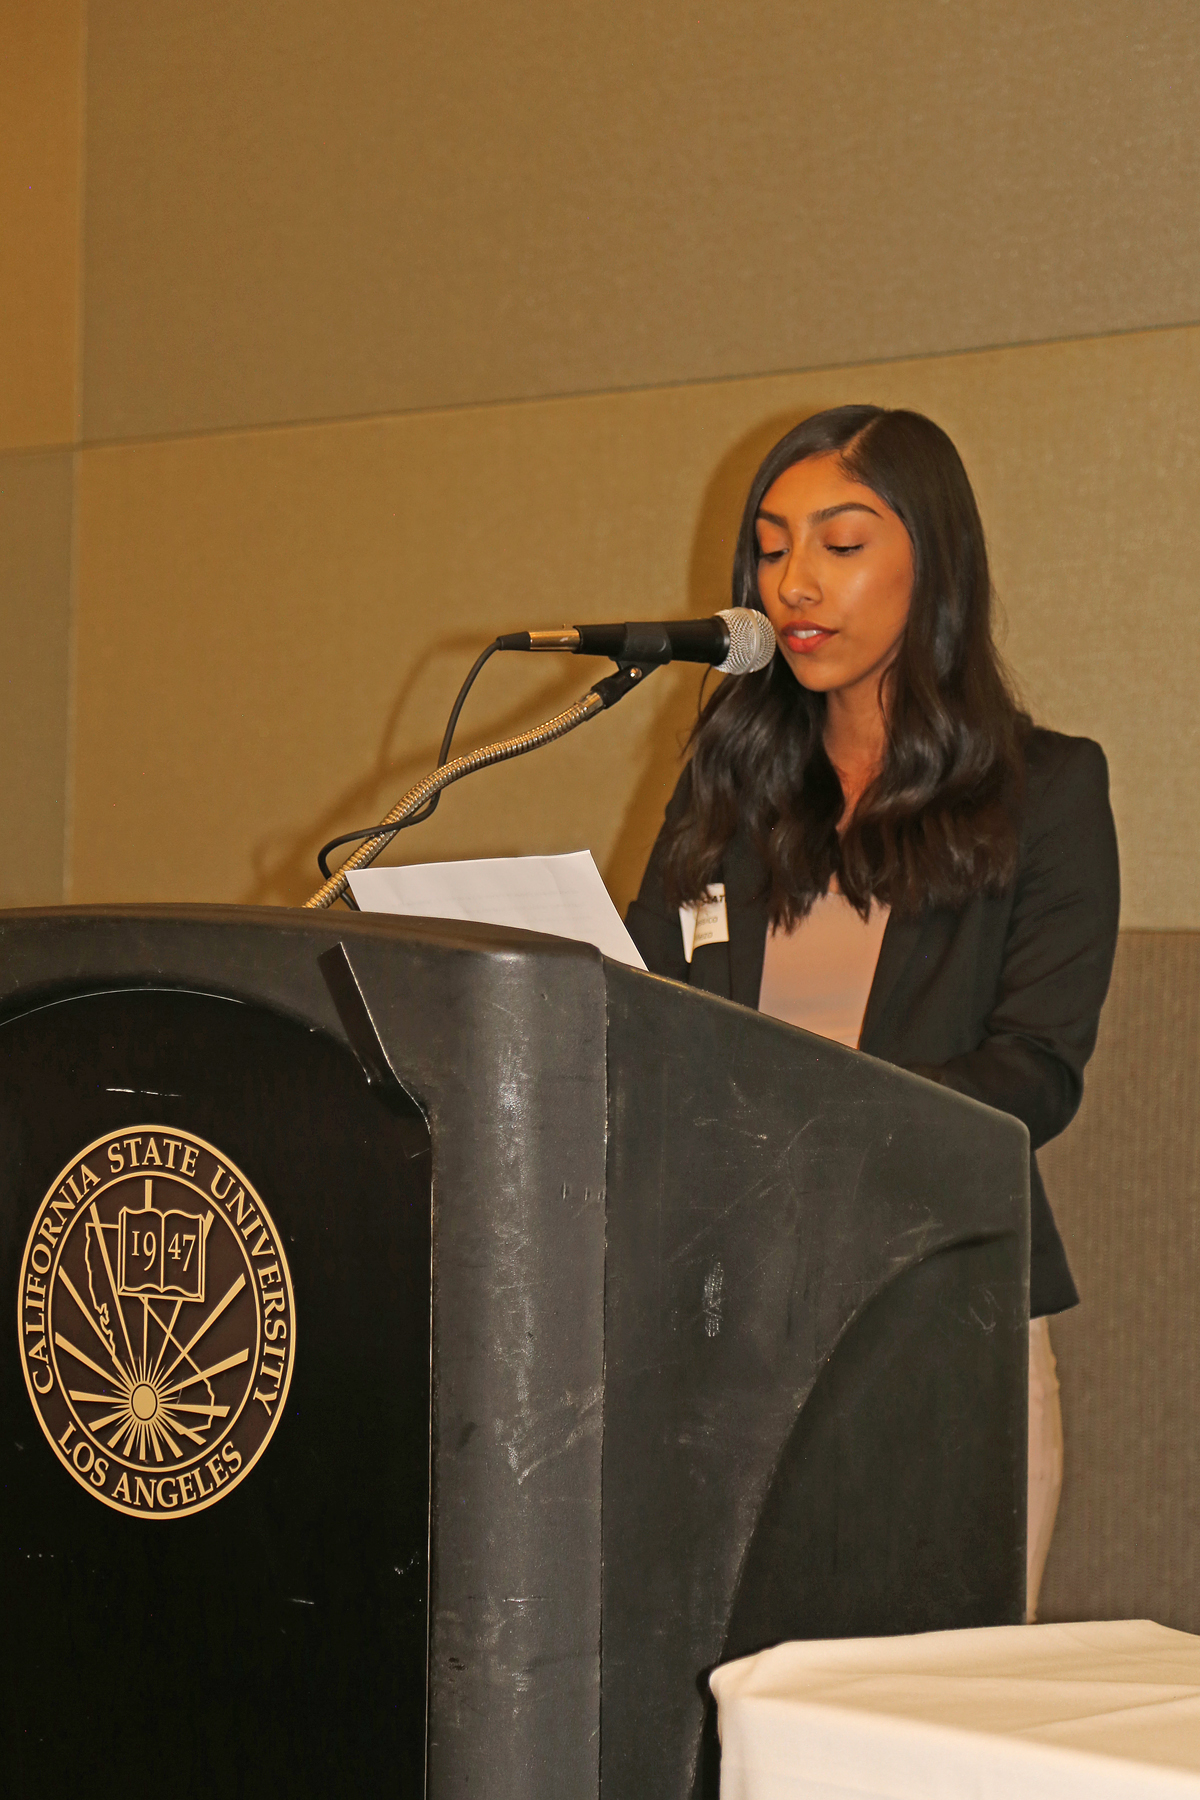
[777,542,819,608]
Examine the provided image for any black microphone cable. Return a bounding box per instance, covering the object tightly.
[313,608,774,902]
[315,639,501,894]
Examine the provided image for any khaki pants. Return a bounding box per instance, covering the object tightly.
[1026,1316,1063,1622]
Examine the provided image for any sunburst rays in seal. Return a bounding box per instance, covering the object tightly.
[55,1272,250,1465]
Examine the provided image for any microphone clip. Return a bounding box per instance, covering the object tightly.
[587,662,652,710]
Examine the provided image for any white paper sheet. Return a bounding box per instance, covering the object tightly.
[348,850,647,970]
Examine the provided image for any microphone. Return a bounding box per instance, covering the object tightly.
[496,608,777,674]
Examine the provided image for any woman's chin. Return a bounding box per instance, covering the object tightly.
[784,654,844,692]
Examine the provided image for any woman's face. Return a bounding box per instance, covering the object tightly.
[755,453,914,703]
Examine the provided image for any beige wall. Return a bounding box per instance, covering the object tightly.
[3,2,1200,921]
[0,0,83,905]
[0,0,83,452]
[81,1,1200,438]
[0,452,76,904]
[70,325,1200,922]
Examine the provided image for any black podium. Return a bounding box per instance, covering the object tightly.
[0,906,1028,1800]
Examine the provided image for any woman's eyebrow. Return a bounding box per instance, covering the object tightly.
[808,502,881,524]
[755,501,882,528]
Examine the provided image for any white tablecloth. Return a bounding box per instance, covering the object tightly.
[710,1620,1200,1799]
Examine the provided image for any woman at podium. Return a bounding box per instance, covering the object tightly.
[626,405,1120,1620]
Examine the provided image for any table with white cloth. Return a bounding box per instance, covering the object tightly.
[710,1620,1200,1799]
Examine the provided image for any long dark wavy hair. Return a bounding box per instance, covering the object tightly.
[663,405,1030,923]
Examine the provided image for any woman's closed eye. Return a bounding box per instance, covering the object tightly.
[826,540,865,556]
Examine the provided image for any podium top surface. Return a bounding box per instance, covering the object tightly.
[0,898,604,960]
[0,901,1031,1141]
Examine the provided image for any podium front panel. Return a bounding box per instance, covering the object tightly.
[0,907,1028,1800]
[0,981,432,1799]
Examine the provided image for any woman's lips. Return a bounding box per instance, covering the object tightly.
[781,625,835,655]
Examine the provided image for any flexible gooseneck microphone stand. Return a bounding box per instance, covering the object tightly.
[303,662,648,910]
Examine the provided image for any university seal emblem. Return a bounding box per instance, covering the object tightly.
[18,1126,295,1518]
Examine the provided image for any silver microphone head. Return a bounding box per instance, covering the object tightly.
[714,608,778,675]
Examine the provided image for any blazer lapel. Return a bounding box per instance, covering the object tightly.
[724,830,771,1009]
[859,911,925,1052]
[688,834,767,1002]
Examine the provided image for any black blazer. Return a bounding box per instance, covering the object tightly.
[626,727,1121,1317]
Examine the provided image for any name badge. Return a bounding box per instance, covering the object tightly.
[679,884,729,963]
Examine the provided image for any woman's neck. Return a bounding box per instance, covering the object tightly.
[823,685,889,822]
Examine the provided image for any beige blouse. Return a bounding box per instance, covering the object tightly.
[758,888,890,1049]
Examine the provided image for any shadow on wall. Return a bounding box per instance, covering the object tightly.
[240,641,588,907]
[242,401,831,913]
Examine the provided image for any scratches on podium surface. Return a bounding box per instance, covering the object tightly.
[500,1381,604,1487]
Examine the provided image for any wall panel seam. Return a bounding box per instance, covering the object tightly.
[75,316,1200,457]
[62,0,90,902]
